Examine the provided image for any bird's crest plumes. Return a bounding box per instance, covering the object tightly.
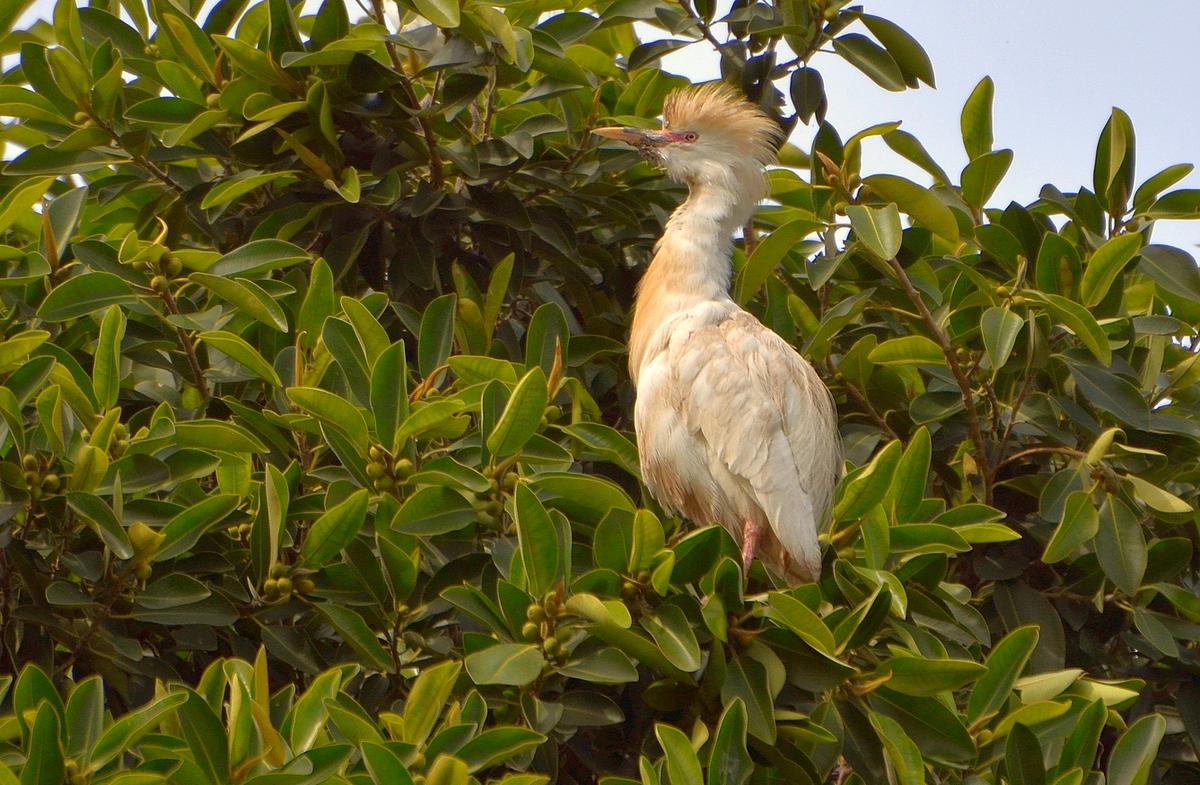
[662,83,782,169]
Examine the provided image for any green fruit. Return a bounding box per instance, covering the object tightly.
[135,563,152,580]
[205,93,221,108]
[24,470,39,486]
[297,578,315,595]
[277,577,292,595]
[554,626,573,643]
[368,446,384,462]
[527,605,546,623]
[164,256,183,277]
[41,474,60,493]
[485,500,503,516]
[270,563,288,579]
[503,472,518,491]
[374,476,395,491]
[394,458,414,478]
[542,637,562,656]
[150,275,169,292]
[366,461,387,478]
[521,622,540,641]
[22,454,38,471]
[263,579,279,597]
[543,405,561,421]
[238,523,253,537]
[114,423,128,439]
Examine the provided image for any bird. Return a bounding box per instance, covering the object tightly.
[593,83,841,585]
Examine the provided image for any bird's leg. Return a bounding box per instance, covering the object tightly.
[741,518,761,573]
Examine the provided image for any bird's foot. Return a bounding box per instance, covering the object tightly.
[741,518,761,574]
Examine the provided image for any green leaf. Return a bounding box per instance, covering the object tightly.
[875,656,987,696]
[391,486,475,536]
[487,367,548,457]
[21,703,64,785]
[721,653,775,743]
[464,643,544,686]
[88,692,188,773]
[371,341,408,451]
[1095,495,1146,596]
[765,592,835,654]
[200,170,297,210]
[92,306,125,410]
[968,625,1039,721]
[869,711,923,785]
[832,34,905,92]
[314,604,393,672]
[457,727,545,773]
[414,0,460,27]
[198,330,282,386]
[157,495,240,561]
[299,258,335,348]
[341,296,390,369]
[641,604,701,672]
[191,273,288,331]
[1137,244,1200,303]
[287,387,369,453]
[37,272,136,321]
[862,174,959,242]
[426,756,469,785]
[981,306,1023,370]
[1043,492,1099,563]
[404,659,460,746]
[419,293,457,378]
[174,420,268,453]
[961,76,995,160]
[65,492,132,560]
[734,218,823,304]
[883,130,951,186]
[1080,233,1142,307]
[64,676,103,765]
[206,239,308,277]
[868,335,945,366]
[514,483,559,596]
[835,439,903,521]
[303,489,369,568]
[1106,715,1165,785]
[1006,723,1047,785]
[860,15,934,87]
[707,698,753,785]
[847,203,902,260]
[961,149,1013,208]
[656,724,702,785]
[1022,291,1111,366]
[1069,364,1149,429]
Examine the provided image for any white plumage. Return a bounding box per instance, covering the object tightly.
[594,84,840,585]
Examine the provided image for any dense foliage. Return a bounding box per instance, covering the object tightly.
[0,0,1197,783]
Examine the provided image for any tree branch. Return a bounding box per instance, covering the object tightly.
[369,0,444,189]
[886,256,992,501]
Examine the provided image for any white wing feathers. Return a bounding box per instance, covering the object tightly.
[668,311,840,576]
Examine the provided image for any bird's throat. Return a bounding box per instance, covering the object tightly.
[629,180,749,381]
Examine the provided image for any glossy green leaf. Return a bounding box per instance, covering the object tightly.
[487,367,548,457]
[37,272,137,321]
[464,643,544,686]
[961,76,995,160]
[1080,233,1142,307]
[868,335,945,366]
[847,203,902,261]
[314,603,393,672]
[981,306,1023,370]
[1043,492,1098,563]
[1095,495,1146,596]
[287,387,369,453]
[303,489,369,568]
[1106,715,1165,785]
[198,330,282,386]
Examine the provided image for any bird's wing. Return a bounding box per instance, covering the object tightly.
[669,310,840,575]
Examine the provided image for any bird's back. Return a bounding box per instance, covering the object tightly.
[633,301,840,584]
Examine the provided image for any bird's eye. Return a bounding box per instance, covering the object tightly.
[682,131,699,142]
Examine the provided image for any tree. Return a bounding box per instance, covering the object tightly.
[0,0,1196,782]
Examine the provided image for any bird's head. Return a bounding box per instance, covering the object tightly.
[593,83,781,199]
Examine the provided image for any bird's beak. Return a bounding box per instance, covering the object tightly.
[592,127,672,147]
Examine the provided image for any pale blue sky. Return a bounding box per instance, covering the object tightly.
[14,1,1200,249]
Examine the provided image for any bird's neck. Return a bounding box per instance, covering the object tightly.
[629,177,754,380]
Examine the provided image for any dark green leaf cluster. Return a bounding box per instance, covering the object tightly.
[0,0,1196,783]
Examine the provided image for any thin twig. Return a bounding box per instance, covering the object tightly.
[991,371,1036,478]
[992,446,1086,473]
[157,285,210,403]
[886,257,992,501]
[827,359,899,441]
[369,0,444,188]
